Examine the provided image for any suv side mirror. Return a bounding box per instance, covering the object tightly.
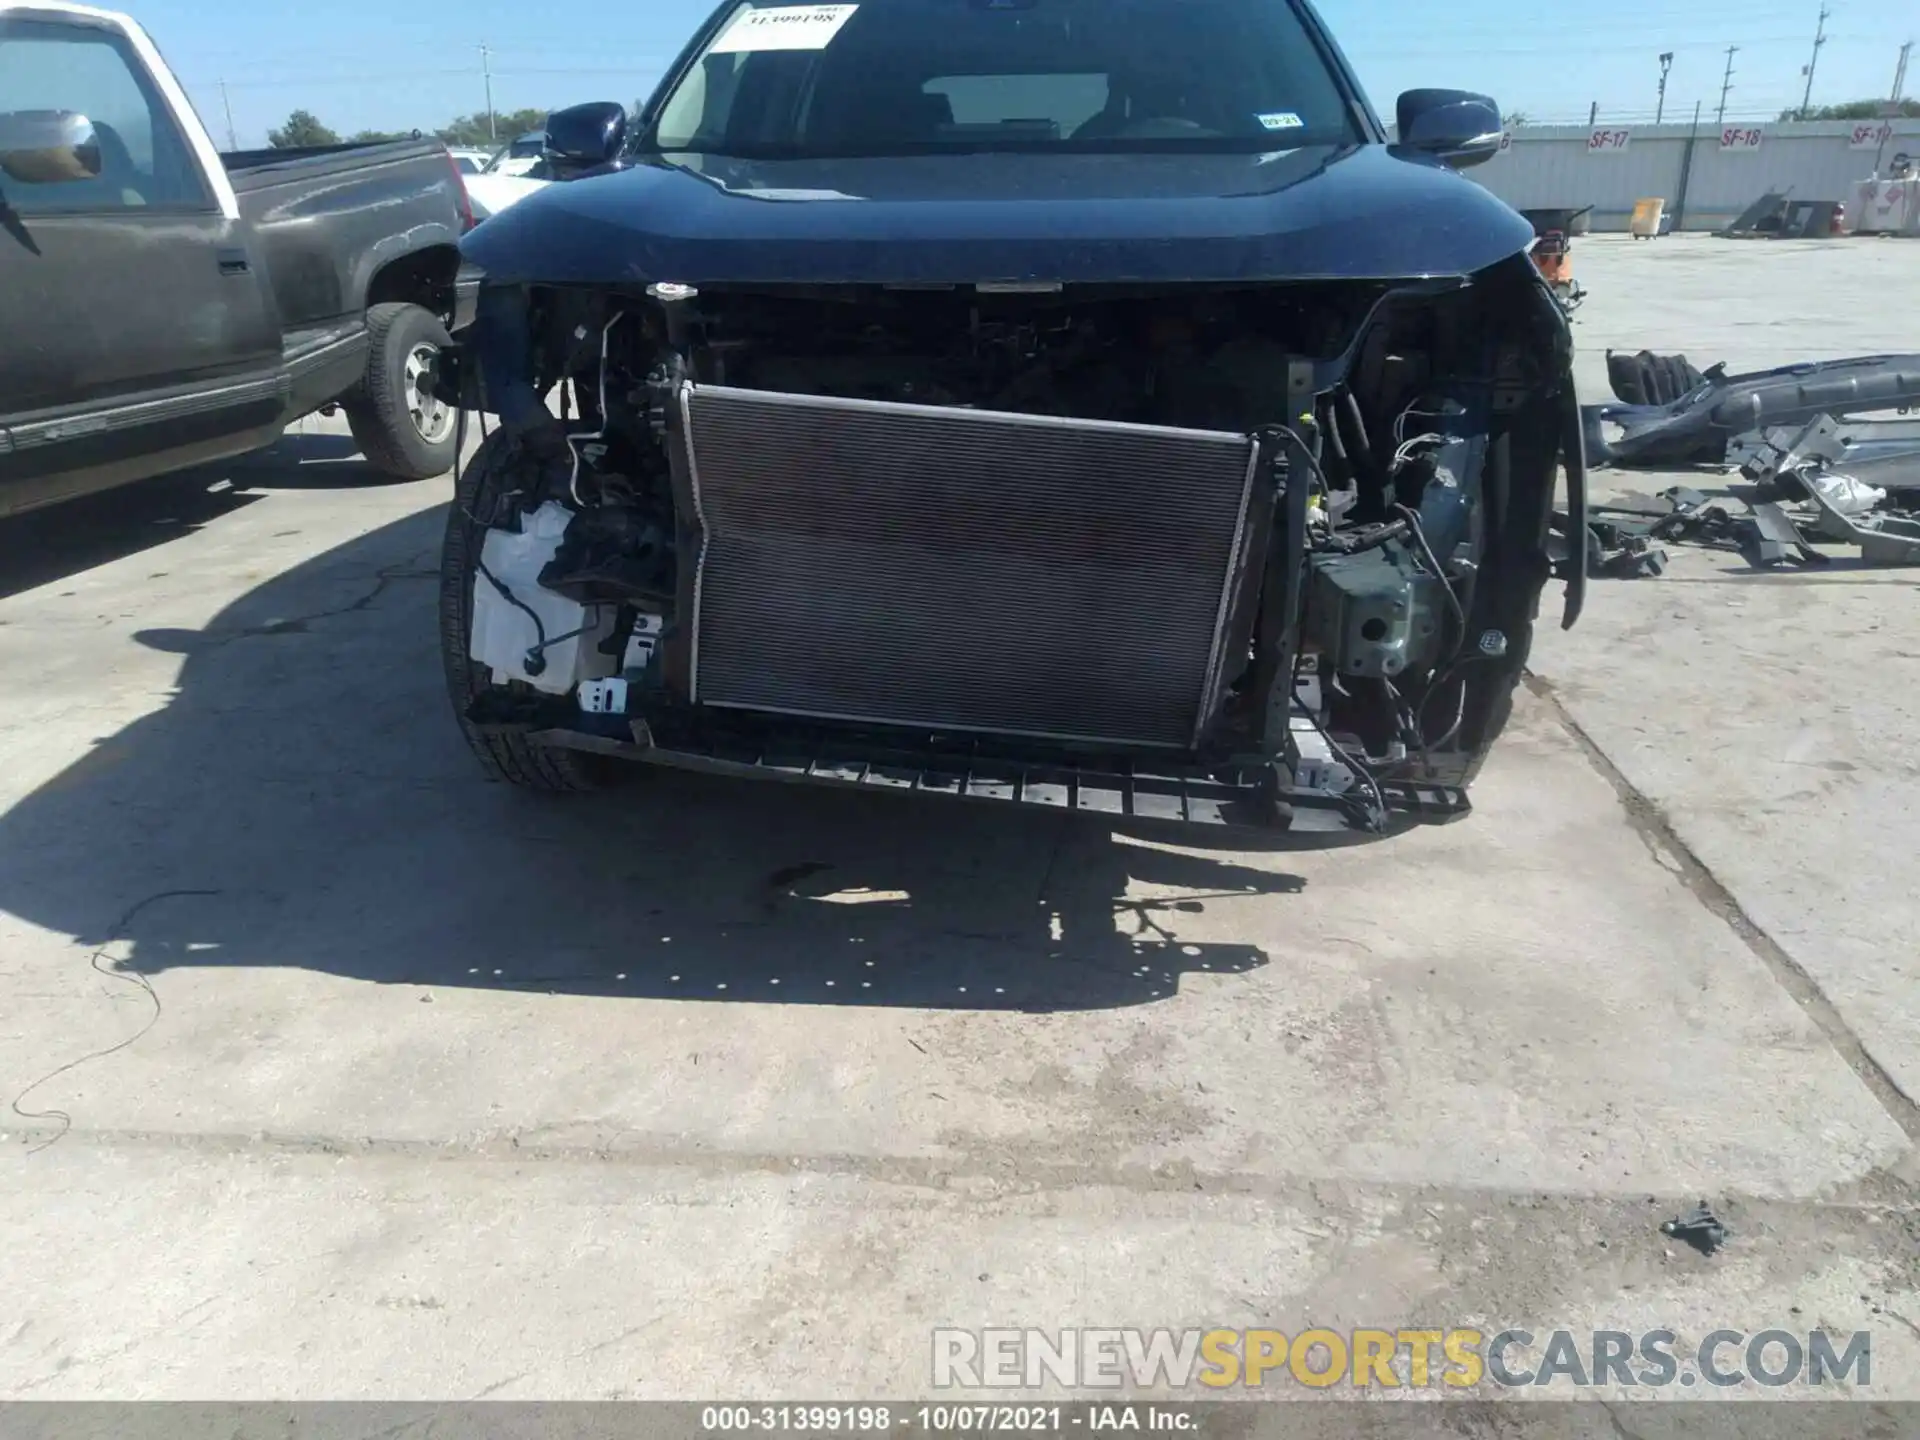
[1394,89,1502,169]
[544,102,627,173]
[0,109,102,185]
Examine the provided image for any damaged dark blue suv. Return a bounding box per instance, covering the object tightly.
[441,0,1585,835]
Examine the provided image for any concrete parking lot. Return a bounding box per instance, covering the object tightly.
[1,236,1916,1402]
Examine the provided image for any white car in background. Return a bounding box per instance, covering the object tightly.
[463,168,548,221]
[462,130,552,220]
[456,107,634,222]
[483,130,547,177]
[446,146,492,175]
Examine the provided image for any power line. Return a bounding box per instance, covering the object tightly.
[1347,32,1858,59]
[1797,3,1831,119]
[190,69,475,92]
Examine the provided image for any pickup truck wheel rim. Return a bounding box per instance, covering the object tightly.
[406,343,454,444]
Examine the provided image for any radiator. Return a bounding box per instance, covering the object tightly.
[677,384,1262,750]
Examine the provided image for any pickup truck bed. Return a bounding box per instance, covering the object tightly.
[217,139,481,419]
[0,4,477,518]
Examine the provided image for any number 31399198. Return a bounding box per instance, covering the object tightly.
[701,1407,892,1431]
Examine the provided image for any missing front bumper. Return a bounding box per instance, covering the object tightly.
[522,719,1470,837]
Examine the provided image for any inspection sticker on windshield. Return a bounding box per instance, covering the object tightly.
[711,4,859,52]
[1258,112,1305,131]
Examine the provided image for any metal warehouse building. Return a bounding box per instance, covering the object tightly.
[1440,118,1919,233]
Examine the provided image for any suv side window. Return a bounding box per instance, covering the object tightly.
[0,18,212,215]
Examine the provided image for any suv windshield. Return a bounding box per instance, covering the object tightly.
[644,0,1359,159]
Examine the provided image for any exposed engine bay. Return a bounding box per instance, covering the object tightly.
[447,260,1579,831]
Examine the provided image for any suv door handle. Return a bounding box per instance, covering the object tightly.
[216,248,250,275]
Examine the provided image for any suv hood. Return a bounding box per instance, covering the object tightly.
[460,143,1535,288]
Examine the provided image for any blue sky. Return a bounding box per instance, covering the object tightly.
[132,0,1914,148]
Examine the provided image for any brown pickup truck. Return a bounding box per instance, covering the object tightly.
[0,1,479,517]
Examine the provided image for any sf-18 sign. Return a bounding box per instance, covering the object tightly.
[1719,126,1764,151]
[1850,122,1896,150]
[1587,128,1631,153]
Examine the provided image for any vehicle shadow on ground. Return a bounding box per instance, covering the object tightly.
[227,428,430,489]
[0,509,1316,1013]
[0,473,262,602]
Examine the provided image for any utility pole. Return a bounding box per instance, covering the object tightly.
[1673,100,1704,230]
[1656,51,1674,124]
[479,43,497,141]
[218,78,238,150]
[1717,46,1739,126]
[1874,40,1912,174]
[1588,100,1598,126]
[1798,4,1830,120]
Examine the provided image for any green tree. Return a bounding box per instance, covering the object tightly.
[1501,111,1531,128]
[266,109,340,148]
[435,108,549,147]
[1779,98,1920,121]
[348,128,413,144]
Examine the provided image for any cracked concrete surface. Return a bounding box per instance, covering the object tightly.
[0,244,1916,1406]
[1551,237,1920,1112]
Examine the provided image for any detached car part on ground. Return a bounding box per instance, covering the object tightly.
[1562,409,1920,577]
[1583,350,1920,469]
[1739,415,1920,564]
[435,0,1584,836]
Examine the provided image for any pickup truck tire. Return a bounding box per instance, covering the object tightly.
[346,302,459,480]
[440,433,621,792]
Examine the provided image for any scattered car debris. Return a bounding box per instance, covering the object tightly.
[1716,192,1844,240]
[1557,485,1832,576]
[1606,349,1708,407]
[1744,501,1832,568]
[1738,416,1920,505]
[1584,351,1920,468]
[1552,511,1668,578]
[1735,413,1849,487]
[1803,471,1884,516]
[1795,467,1920,564]
[1661,1203,1730,1256]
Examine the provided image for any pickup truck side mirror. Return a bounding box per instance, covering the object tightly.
[544,102,628,174]
[1393,89,1503,170]
[0,109,103,185]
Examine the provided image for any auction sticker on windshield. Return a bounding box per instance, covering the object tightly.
[711,4,860,52]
